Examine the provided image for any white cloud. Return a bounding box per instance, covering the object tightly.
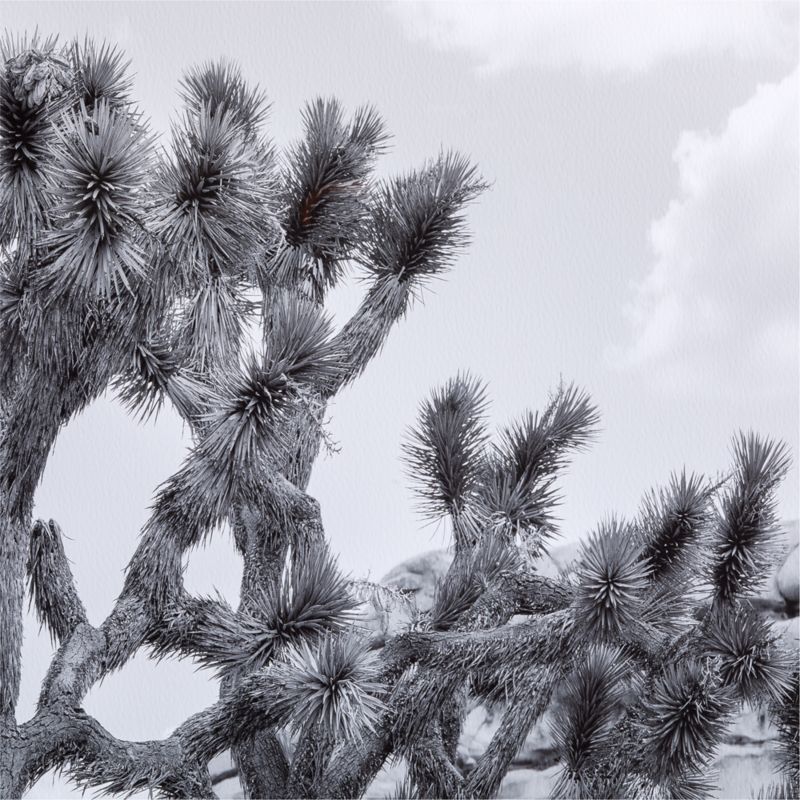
[391,2,797,74]
[612,67,798,394]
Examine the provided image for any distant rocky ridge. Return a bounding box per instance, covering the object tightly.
[210,521,800,800]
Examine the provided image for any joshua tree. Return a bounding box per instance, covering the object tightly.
[0,33,797,800]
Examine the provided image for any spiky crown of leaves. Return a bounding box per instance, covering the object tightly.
[403,378,599,556]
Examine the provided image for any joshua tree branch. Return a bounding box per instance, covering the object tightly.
[5,658,303,799]
[455,573,574,631]
[26,519,87,644]
[319,610,572,798]
[12,709,215,799]
[465,672,557,799]
[324,278,409,395]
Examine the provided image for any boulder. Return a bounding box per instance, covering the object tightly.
[497,766,559,799]
[359,549,454,642]
[380,549,454,611]
[772,614,800,647]
[757,520,799,608]
[460,704,559,768]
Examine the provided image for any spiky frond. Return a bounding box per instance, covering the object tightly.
[473,456,559,555]
[155,107,275,285]
[198,354,296,475]
[403,372,489,525]
[635,577,697,644]
[71,37,132,112]
[265,290,342,386]
[180,60,269,137]
[663,769,719,800]
[574,518,648,641]
[40,101,153,297]
[498,383,600,489]
[273,98,389,300]
[154,549,357,674]
[200,296,340,473]
[255,546,357,650]
[430,535,519,631]
[361,151,485,292]
[709,432,791,604]
[552,645,630,790]
[0,33,71,243]
[114,339,206,421]
[639,661,733,782]
[476,383,600,554]
[756,780,800,800]
[270,632,385,741]
[639,471,712,582]
[703,608,794,704]
[554,767,647,800]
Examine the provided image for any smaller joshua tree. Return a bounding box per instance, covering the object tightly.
[400,383,799,800]
[0,32,797,800]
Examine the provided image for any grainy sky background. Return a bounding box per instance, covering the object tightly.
[1,2,797,796]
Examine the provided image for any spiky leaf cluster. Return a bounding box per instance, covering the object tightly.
[0,33,71,243]
[114,339,204,421]
[552,645,630,791]
[474,383,600,556]
[639,661,733,783]
[155,105,275,288]
[41,101,153,297]
[273,98,388,300]
[153,548,357,675]
[180,60,268,139]
[362,151,485,292]
[252,547,358,653]
[269,633,385,741]
[639,471,712,582]
[403,372,488,525]
[71,38,132,112]
[498,383,600,487]
[662,769,719,800]
[430,535,519,631]
[199,295,340,473]
[709,432,791,604]
[702,607,794,703]
[574,519,648,641]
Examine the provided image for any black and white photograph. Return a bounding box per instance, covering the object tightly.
[0,2,797,798]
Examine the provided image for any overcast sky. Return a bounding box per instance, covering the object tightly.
[1,2,797,796]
